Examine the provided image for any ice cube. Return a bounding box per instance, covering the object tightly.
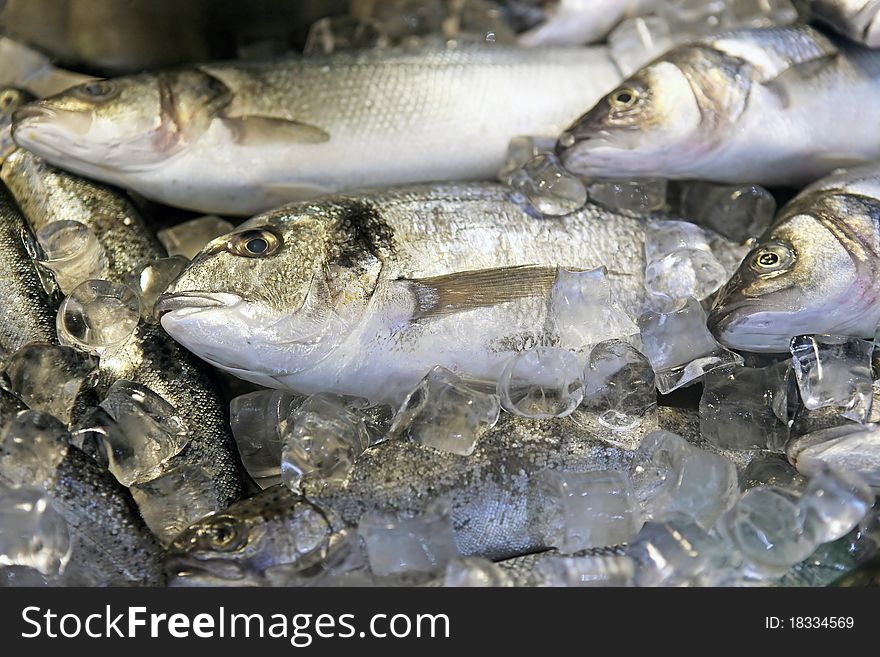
[645,248,729,311]
[497,135,555,181]
[535,554,636,587]
[506,153,587,216]
[129,256,189,323]
[264,528,371,587]
[129,462,219,544]
[4,344,97,424]
[388,366,500,456]
[35,220,107,294]
[549,268,640,352]
[230,389,302,486]
[799,466,874,544]
[303,16,389,55]
[638,298,743,393]
[99,380,189,486]
[498,347,584,418]
[281,393,370,493]
[578,339,656,431]
[157,216,234,260]
[741,454,806,491]
[67,407,115,468]
[365,0,447,41]
[717,486,819,576]
[790,335,873,423]
[586,179,668,213]
[541,470,640,552]
[358,502,459,577]
[0,482,70,576]
[630,430,739,528]
[673,181,776,242]
[608,16,676,76]
[788,424,880,489]
[56,279,141,355]
[446,0,517,45]
[444,557,513,587]
[0,411,69,488]
[629,516,733,587]
[699,363,792,451]
[644,220,713,263]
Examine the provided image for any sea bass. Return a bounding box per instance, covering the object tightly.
[709,162,880,352]
[810,0,880,47]
[556,26,880,186]
[11,46,622,215]
[157,183,649,404]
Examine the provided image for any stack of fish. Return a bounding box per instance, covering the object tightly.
[1,0,880,587]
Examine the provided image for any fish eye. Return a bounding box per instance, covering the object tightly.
[73,80,118,101]
[610,87,639,110]
[226,228,282,258]
[201,517,247,552]
[750,243,794,274]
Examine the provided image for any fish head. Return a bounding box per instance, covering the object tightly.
[11,69,231,173]
[557,45,748,178]
[709,193,880,352]
[157,206,381,385]
[166,489,335,584]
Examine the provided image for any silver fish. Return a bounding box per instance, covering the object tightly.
[11,46,622,215]
[165,407,764,585]
[0,184,57,363]
[709,162,880,352]
[557,26,880,186]
[156,183,649,404]
[810,0,880,47]
[517,0,657,47]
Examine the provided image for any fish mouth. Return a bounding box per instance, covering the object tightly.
[154,291,242,318]
[165,555,260,586]
[12,105,53,124]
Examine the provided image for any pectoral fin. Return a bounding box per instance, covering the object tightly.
[401,265,559,320]
[221,114,330,145]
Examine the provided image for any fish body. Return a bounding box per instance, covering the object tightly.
[0,153,254,511]
[557,26,880,186]
[1,149,166,282]
[12,47,622,215]
[709,162,880,352]
[166,407,761,584]
[810,0,880,47]
[158,183,649,404]
[0,184,57,362]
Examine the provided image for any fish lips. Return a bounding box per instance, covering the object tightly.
[154,291,241,319]
[707,302,794,353]
[165,555,261,586]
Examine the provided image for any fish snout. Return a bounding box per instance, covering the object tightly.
[154,291,240,318]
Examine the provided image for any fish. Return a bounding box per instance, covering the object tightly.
[517,0,657,47]
[156,183,651,404]
[0,183,58,364]
[0,410,165,585]
[0,87,34,162]
[1,148,167,283]
[165,407,766,585]
[11,46,622,215]
[556,26,880,186]
[0,151,258,521]
[810,0,880,47]
[708,162,880,352]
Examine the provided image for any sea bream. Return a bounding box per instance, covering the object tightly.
[556,25,880,186]
[709,162,880,352]
[156,183,654,404]
[10,46,622,215]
